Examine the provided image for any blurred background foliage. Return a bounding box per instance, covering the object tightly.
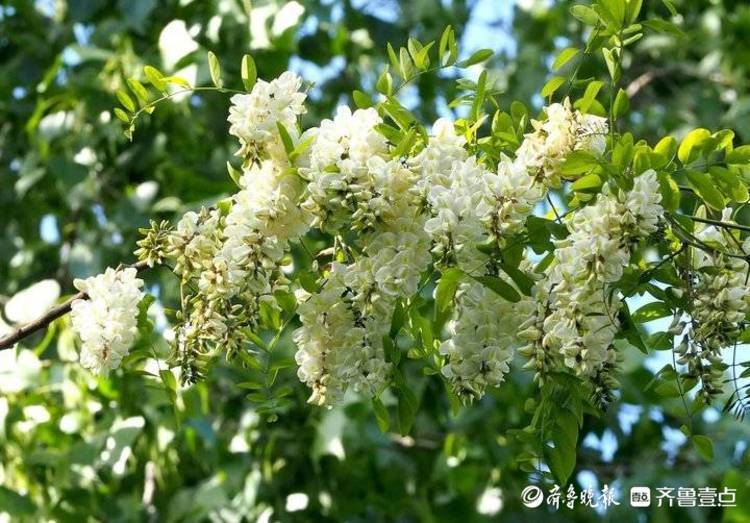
[1,0,750,520]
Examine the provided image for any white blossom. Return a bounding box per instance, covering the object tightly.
[228,71,306,164]
[441,281,533,399]
[70,268,144,375]
[515,99,607,187]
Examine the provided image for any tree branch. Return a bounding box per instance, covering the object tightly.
[0,261,150,351]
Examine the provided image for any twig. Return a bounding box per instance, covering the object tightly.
[680,214,750,234]
[0,260,150,351]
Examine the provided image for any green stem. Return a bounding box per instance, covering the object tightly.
[132,86,245,122]
[680,214,750,234]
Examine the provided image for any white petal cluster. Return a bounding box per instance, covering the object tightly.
[293,263,391,406]
[228,72,306,164]
[219,160,310,297]
[70,268,144,375]
[520,171,663,378]
[476,157,547,244]
[423,157,489,272]
[515,99,607,187]
[690,209,750,351]
[420,108,607,399]
[440,281,534,399]
[133,71,681,408]
[293,146,430,405]
[299,106,390,231]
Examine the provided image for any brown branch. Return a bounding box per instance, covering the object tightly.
[626,65,732,99]
[0,261,150,351]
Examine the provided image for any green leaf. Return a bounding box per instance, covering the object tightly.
[602,47,620,82]
[396,382,418,435]
[692,435,714,462]
[0,487,36,516]
[144,65,167,91]
[500,264,535,296]
[710,166,749,203]
[642,19,685,38]
[571,173,602,192]
[390,299,406,337]
[473,276,521,303]
[116,89,136,112]
[393,127,417,158]
[656,172,681,212]
[276,122,295,156]
[470,70,488,122]
[241,54,257,91]
[647,331,674,350]
[726,145,750,165]
[661,0,677,16]
[376,68,393,95]
[632,301,672,323]
[352,90,372,109]
[613,88,629,118]
[541,76,566,98]
[207,51,222,88]
[114,107,131,123]
[435,269,463,312]
[126,78,150,106]
[164,75,191,89]
[655,136,677,160]
[226,161,242,187]
[686,170,725,210]
[579,80,604,113]
[383,334,401,365]
[626,0,643,23]
[399,47,414,79]
[438,26,454,65]
[458,48,493,68]
[678,128,711,164]
[552,47,580,71]
[373,398,390,433]
[159,369,178,405]
[570,5,600,25]
[546,410,578,485]
[560,151,599,176]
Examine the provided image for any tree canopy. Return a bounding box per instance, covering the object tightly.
[1,1,750,521]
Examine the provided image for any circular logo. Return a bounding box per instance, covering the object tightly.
[521,485,544,508]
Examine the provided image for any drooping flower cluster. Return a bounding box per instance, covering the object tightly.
[70,267,144,375]
[672,208,750,400]
[65,68,738,412]
[292,108,430,405]
[228,71,307,165]
[440,281,534,399]
[299,106,390,232]
[294,263,392,406]
[519,170,663,385]
[515,98,607,187]
[423,108,608,399]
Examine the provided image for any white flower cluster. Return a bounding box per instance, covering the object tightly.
[689,209,750,352]
[515,99,607,187]
[294,263,392,406]
[419,108,608,399]
[228,72,307,165]
[440,281,534,399]
[293,107,432,405]
[520,170,663,380]
[295,101,610,403]
[70,267,144,375]
[65,66,748,414]
[299,106,390,232]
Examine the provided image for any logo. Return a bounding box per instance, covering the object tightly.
[630,486,651,507]
[521,485,544,508]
